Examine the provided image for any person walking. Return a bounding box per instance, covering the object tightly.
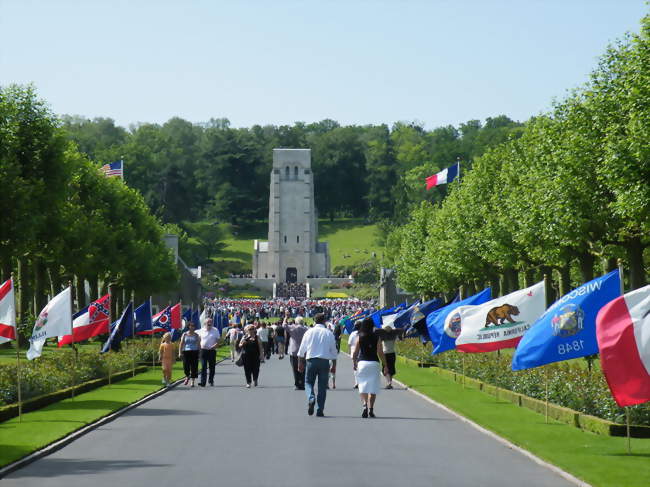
[227,323,243,362]
[352,317,388,418]
[285,316,308,390]
[237,325,265,387]
[197,317,220,387]
[347,321,361,389]
[257,321,271,359]
[297,313,338,417]
[179,322,200,387]
[274,322,286,359]
[379,324,404,389]
[158,332,175,386]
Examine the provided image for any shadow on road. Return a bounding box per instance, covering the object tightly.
[125,408,205,417]
[6,458,170,478]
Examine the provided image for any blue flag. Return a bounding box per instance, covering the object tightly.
[428,288,492,355]
[134,299,152,334]
[511,270,621,371]
[101,302,133,353]
[371,303,406,328]
[192,309,200,327]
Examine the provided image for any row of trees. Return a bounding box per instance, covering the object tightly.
[390,15,650,298]
[61,113,523,226]
[0,85,178,332]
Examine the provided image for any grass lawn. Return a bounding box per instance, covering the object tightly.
[218,218,380,273]
[0,347,230,468]
[340,341,649,487]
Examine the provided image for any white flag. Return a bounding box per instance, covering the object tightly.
[0,278,16,345]
[456,281,546,353]
[27,287,72,360]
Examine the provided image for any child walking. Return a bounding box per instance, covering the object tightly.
[159,332,174,386]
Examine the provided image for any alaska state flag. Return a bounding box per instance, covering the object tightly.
[512,271,621,370]
[428,288,492,355]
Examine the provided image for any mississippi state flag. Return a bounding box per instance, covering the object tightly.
[426,163,459,190]
[0,278,16,343]
[596,285,650,407]
[58,294,111,346]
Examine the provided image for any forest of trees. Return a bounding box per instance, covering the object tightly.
[61,114,523,226]
[0,85,178,335]
[388,15,650,298]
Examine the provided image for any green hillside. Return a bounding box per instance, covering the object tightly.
[214,218,381,275]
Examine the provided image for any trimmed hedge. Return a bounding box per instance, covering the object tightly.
[395,339,650,427]
[0,339,162,407]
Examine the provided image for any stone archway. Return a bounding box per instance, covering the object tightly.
[286,267,297,283]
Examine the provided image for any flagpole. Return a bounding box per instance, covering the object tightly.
[616,259,632,454]
[69,281,76,400]
[150,296,155,368]
[108,284,113,386]
[131,291,136,377]
[11,274,22,422]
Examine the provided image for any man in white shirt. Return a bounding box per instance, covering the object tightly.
[297,313,338,417]
[197,318,220,387]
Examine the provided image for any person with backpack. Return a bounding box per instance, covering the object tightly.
[274,321,286,359]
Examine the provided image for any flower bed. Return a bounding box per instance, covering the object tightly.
[395,338,650,426]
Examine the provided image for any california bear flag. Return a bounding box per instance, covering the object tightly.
[456,281,546,353]
[27,287,72,360]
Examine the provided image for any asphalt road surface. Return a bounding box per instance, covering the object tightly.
[4,351,576,487]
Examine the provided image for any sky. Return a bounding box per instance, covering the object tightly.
[0,1,647,130]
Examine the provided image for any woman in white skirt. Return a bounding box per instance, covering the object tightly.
[352,317,388,418]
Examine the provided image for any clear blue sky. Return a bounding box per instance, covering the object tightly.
[1,1,647,129]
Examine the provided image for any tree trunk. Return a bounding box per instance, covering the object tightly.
[48,265,62,297]
[466,281,476,296]
[557,262,571,296]
[75,276,86,309]
[88,275,99,302]
[625,236,647,289]
[1,257,12,282]
[33,258,47,317]
[523,268,535,287]
[503,268,519,293]
[17,257,32,325]
[577,253,595,284]
[603,257,617,273]
[488,275,500,297]
[108,284,117,322]
[540,265,556,305]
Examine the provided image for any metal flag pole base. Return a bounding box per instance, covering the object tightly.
[15,345,22,422]
[462,354,466,389]
[626,408,631,454]
[545,367,549,424]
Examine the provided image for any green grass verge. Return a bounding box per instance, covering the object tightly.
[0,343,99,364]
[218,218,380,272]
[339,341,648,487]
[0,347,230,468]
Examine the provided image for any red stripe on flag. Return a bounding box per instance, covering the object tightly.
[597,297,650,407]
[456,336,523,353]
[0,279,12,301]
[425,175,438,190]
[0,323,16,340]
[58,321,109,347]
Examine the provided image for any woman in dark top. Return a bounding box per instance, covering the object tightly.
[237,325,265,388]
[178,322,200,387]
[352,317,387,418]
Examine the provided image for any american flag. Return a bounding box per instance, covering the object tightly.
[100,160,124,179]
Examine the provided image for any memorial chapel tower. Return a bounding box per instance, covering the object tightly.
[253,149,329,283]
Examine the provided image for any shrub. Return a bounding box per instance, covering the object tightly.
[395,338,650,426]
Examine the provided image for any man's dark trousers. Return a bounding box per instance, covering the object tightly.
[290,354,305,388]
[200,349,216,385]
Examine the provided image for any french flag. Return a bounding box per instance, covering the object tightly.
[426,162,460,190]
[596,285,650,407]
[0,279,16,343]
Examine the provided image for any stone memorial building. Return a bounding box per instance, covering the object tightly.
[252,149,330,286]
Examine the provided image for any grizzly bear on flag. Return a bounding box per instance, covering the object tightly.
[485,304,519,327]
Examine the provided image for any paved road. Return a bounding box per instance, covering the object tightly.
[4,352,575,487]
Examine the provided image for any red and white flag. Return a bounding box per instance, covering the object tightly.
[58,294,111,347]
[0,278,16,344]
[456,281,546,353]
[596,285,650,407]
[27,287,72,360]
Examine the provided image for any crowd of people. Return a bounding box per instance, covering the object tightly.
[164,297,407,418]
